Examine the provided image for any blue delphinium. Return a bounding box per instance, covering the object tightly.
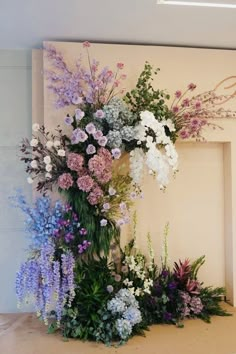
[10,191,65,249]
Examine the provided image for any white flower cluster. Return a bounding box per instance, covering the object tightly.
[123,254,153,296]
[130,111,178,189]
[107,288,142,340]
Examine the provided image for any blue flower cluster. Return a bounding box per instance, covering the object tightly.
[107,288,142,340]
[10,192,65,249]
[103,98,136,149]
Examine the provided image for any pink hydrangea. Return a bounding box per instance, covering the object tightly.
[88,155,105,175]
[87,185,104,205]
[96,170,112,184]
[77,175,94,192]
[98,148,112,167]
[67,153,84,172]
[58,173,74,190]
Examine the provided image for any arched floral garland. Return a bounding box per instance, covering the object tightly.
[13,42,235,343]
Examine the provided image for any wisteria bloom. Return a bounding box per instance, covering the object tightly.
[77,175,94,192]
[58,173,74,190]
[67,153,84,172]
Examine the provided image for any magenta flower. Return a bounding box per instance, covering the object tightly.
[182,98,190,107]
[175,90,182,98]
[195,100,202,110]
[172,106,179,114]
[117,62,124,70]
[58,173,74,190]
[77,175,94,192]
[191,118,200,127]
[188,83,197,91]
[67,153,84,172]
[86,144,96,155]
[83,41,91,48]
[179,130,190,139]
[183,112,190,120]
[95,109,105,119]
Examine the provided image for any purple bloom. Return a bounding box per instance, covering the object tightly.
[93,130,103,140]
[64,115,73,125]
[79,228,87,236]
[111,148,121,159]
[98,136,108,147]
[85,123,96,134]
[75,108,85,121]
[71,128,88,144]
[95,109,105,119]
[163,312,172,322]
[168,281,177,290]
[86,144,96,155]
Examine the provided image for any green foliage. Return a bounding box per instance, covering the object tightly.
[60,257,118,341]
[61,188,120,257]
[199,286,231,322]
[124,62,171,121]
[190,256,205,280]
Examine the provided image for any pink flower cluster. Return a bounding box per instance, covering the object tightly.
[58,173,74,190]
[88,148,112,184]
[67,153,84,172]
[57,148,113,206]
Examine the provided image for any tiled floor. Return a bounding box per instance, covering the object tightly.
[0,304,236,354]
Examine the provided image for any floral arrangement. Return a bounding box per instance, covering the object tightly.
[13,41,235,344]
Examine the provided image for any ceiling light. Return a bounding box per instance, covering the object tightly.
[157,0,236,8]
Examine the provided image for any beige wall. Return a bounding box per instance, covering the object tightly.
[0,50,32,312]
[34,42,236,304]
